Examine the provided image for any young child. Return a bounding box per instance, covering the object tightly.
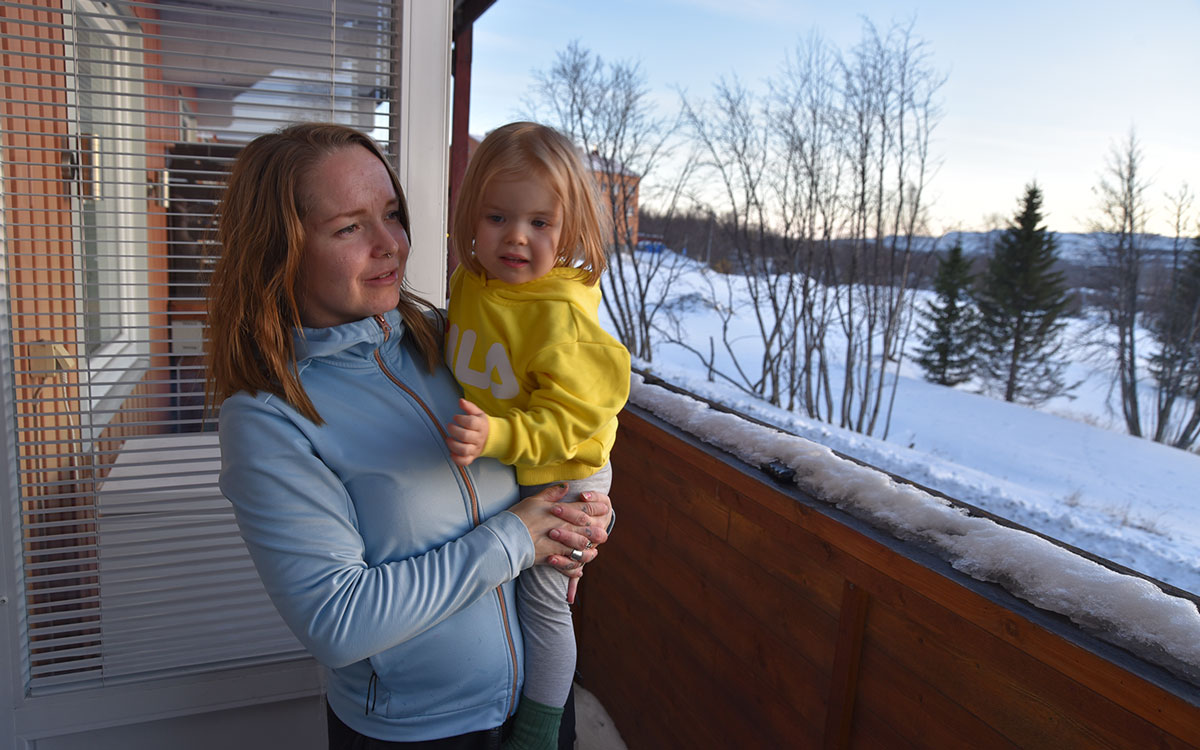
[444,121,631,750]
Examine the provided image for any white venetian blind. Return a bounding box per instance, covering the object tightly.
[0,0,402,694]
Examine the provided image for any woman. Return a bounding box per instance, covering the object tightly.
[207,122,612,748]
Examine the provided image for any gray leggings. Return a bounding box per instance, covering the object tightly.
[516,462,612,708]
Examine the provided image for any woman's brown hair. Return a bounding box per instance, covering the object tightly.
[451,121,609,285]
[206,122,441,425]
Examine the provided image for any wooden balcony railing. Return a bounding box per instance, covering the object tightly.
[575,404,1200,748]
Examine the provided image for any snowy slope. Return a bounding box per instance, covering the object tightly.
[610,250,1200,596]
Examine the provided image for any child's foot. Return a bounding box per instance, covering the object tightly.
[503,696,563,750]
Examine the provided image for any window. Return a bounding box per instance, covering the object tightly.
[0,0,438,718]
[71,8,149,442]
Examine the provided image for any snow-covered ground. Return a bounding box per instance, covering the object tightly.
[605,249,1200,682]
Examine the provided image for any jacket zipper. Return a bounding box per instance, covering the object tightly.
[370,314,520,716]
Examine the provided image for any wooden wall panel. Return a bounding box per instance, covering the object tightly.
[853,644,1020,749]
[860,587,1187,749]
[575,407,1200,749]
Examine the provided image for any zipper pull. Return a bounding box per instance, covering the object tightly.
[373,314,391,341]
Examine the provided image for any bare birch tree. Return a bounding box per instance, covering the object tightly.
[832,18,943,434]
[770,32,843,420]
[666,19,943,436]
[1090,129,1150,436]
[677,76,796,405]
[525,41,688,361]
[1147,184,1200,448]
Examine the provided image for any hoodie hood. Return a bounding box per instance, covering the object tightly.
[293,309,404,364]
[463,267,600,314]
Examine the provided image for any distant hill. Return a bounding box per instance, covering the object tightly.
[910,230,1189,265]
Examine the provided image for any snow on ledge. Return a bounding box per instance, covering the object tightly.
[629,373,1200,683]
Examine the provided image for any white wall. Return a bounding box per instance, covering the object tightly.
[396,0,452,306]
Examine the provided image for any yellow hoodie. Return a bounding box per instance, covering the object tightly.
[446,266,631,484]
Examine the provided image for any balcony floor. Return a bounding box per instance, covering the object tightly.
[575,683,626,749]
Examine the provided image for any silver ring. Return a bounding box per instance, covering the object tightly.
[569,548,585,563]
[584,541,595,549]
[383,251,393,258]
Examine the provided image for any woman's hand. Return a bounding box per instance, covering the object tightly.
[549,488,611,604]
[508,484,611,575]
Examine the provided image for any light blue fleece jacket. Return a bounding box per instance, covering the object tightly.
[218,309,535,741]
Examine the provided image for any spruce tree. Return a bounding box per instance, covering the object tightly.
[1156,234,1200,372]
[974,183,1074,404]
[1148,235,1200,447]
[915,241,978,386]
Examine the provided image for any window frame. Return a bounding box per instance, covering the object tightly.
[68,4,150,440]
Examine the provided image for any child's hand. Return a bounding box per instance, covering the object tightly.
[446,398,489,467]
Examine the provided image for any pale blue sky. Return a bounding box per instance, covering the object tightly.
[469,0,1200,235]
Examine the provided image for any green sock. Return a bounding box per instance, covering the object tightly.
[503,695,564,750]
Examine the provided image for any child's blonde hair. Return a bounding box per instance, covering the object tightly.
[452,121,608,285]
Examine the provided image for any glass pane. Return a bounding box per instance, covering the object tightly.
[76,24,121,355]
